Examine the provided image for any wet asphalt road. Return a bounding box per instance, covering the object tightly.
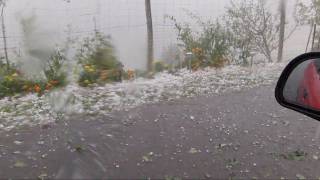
[1,84,320,179]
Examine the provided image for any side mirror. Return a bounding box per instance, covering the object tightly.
[275,52,320,121]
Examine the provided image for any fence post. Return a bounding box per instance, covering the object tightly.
[145,0,154,72]
[1,2,9,70]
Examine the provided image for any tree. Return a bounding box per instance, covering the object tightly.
[295,0,320,26]
[145,0,154,72]
[295,0,320,50]
[225,0,280,63]
[277,0,287,62]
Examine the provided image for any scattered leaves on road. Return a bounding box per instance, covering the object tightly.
[188,148,200,154]
[142,152,154,163]
[14,161,27,168]
[38,173,48,180]
[296,174,306,180]
[281,150,308,161]
[226,158,239,170]
[165,175,181,180]
[13,140,23,145]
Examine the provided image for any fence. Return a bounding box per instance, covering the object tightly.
[0,0,311,69]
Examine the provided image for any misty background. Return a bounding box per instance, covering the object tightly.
[1,0,311,70]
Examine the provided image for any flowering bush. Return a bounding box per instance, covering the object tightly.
[78,64,99,86]
[0,64,64,98]
[77,32,124,87]
[0,71,24,97]
[43,50,67,88]
[126,69,135,80]
[168,14,231,70]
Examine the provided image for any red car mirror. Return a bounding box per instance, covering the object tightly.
[275,52,320,121]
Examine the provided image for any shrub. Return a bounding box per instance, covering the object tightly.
[44,50,67,88]
[0,54,67,99]
[0,70,25,97]
[0,67,35,98]
[154,61,169,73]
[77,32,123,87]
[78,64,99,87]
[168,14,231,70]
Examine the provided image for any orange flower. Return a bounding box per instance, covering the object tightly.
[34,85,41,93]
[50,80,59,86]
[127,69,135,80]
[192,47,203,56]
[99,70,108,81]
[45,83,53,91]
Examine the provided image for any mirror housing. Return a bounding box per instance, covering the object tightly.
[275,52,320,121]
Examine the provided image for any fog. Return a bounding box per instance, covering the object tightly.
[0,0,311,70]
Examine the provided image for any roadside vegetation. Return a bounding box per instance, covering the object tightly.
[76,32,124,87]
[1,1,320,179]
[0,0,309,100]
[166,0,295,69]
[0,49,66,98]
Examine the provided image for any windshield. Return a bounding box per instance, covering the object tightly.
[0,0,319,179]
